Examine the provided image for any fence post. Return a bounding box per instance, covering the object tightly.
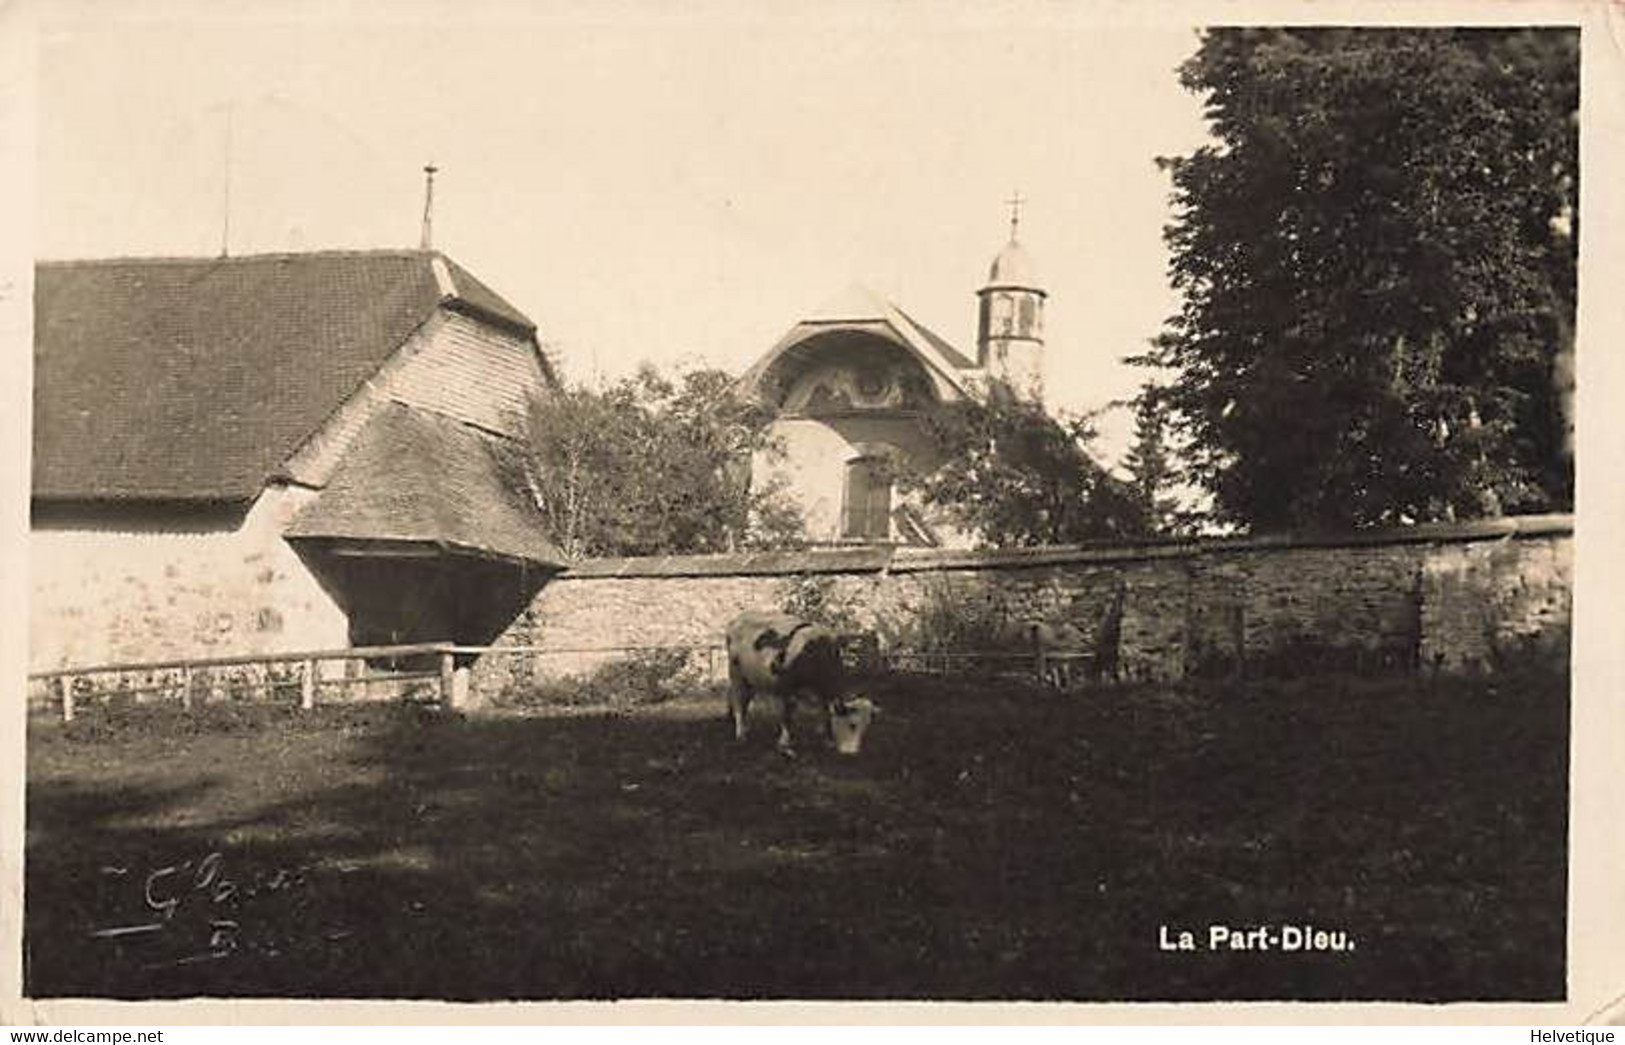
[61,677,75,724]
[1230,604,1246,683]
[440,651,456,709]
[180,666,193,711]
[300,659,317,710]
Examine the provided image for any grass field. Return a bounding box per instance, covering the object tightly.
[24,667,1568,1001]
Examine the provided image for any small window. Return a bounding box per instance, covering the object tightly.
[992,294,1015,335]
[841,456,892,541]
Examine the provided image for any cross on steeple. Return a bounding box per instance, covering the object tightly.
[1006,190,1025,240]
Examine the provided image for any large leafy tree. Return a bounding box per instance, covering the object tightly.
[1141,28,1577,531]
[499,365,804,559]
[896,397,1147,547]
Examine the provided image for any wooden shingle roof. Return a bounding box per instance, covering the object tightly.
[284,402,566,568]
[32,250,535,502]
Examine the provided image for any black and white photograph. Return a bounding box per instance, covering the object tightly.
[2,0,1620,1022]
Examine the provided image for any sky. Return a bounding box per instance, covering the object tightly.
[32,0,1216,464]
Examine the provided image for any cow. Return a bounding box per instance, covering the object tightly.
[723,610,877,757]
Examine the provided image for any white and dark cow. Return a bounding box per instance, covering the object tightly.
[724,610,877,757]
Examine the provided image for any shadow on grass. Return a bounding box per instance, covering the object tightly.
[25,667,1569,1001]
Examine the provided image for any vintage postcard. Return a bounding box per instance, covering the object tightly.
[2,0,1621,1027]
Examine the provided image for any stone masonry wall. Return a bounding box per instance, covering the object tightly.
[472,516,1572,699]
[29,484,349,671]
[1420,532,1574,673]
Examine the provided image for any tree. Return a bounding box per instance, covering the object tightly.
[1140,28,1577,531]
[498,365,805,559]
[1121,381,1184,536]
[895,397,1147,547]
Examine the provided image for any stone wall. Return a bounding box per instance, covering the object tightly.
[1420,533,1574,673]
[29,484,349,671]
[30,503,1570,695]
[471,515,1573,698]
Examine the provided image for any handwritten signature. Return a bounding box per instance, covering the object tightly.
[90,850,323,970]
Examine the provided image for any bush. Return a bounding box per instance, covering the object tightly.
[499,648,708,709]
[779,574,862,633]
[894,574,1009,653]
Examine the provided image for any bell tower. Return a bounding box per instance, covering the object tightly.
[976,192,1047,404]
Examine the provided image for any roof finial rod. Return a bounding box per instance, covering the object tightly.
[219,102,234,257]
[420,164,439,250]
[1006,189,1025,242]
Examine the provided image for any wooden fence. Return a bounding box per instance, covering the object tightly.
[28,633,1099,723]
[879,648,1096,685]
[467,639,1090,686]
[470,637,1096,689]
[27,642,467,723]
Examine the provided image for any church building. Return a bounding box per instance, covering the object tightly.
[738,214,1048,547]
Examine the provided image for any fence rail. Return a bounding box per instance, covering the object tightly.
[464,638,1095,687]
[30,632,1101,724]
[878,647,1095,684]
[443,644,720,656]
[29,642,463,723]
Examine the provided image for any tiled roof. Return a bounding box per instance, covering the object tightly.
[739,283,981,405]
[801,283,976,370]
[433,257,535,334]
[892,303,976,370]
[284,402,566,568]
[32,250,535,502]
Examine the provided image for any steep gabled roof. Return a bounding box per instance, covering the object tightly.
[738,283,980,405]
[32,250,536,502]
[891,303,976,371]
[284,402,566,568]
